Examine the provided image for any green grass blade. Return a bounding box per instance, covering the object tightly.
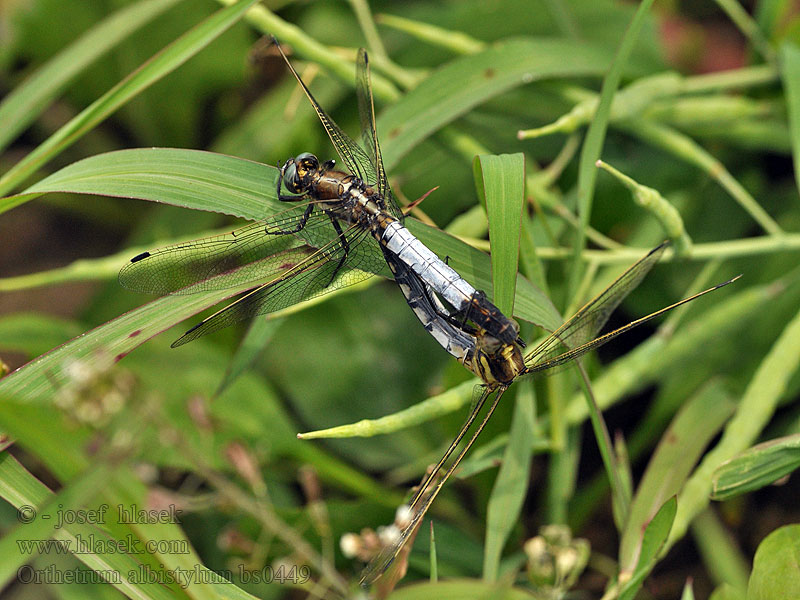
[482,382,535,581]
[474,153,524,316]
[711,434,800,500]
[0,0,183,153]
[779,42,800,200]
[22,148,282,219]
[0,0,259,199]
[618,497,677,600]
[619,381,735,573]
[569,0,657,298]
[670,304,800,550]
[378,38,613,171]
[0,455,182,599]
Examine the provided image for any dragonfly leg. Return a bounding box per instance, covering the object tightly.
[264,202,314,236]
[325,214,349,286]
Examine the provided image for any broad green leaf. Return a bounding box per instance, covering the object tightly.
[0,0,259,200]
[0,0,184,153]
[712,434,800,500]
[474,153,525,316]
[747,524,800,600]
[377,37,613,171]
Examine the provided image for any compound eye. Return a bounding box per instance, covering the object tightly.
[282,161,299,191]
[298,152,319,171]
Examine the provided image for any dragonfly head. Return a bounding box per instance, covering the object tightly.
[282,152,320,193]
[470,333,525,386]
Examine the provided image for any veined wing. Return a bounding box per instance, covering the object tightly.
[355,48,402,220]
[360,385,509,586]
[523,254,741,375]
[521,242,669,372]
[119,200,383,295]
[171,224,383,347]
[273,39,403,219]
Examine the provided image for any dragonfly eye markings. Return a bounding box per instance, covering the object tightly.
[281,153,321,193]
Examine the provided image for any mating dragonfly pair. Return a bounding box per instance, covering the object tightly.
[120,39,739,585]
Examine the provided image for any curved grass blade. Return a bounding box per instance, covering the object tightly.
[10,148,560,329]
[20,148,282,219]
[0,0,259,200]
[0,0,183,153]
[378,38,613,171]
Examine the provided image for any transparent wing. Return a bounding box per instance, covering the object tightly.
[273,41,375,186]
[360,385,508,585]
[522,273,741,376]
[522,242,669,372]
[171,226,383,347]
[119,201,384,296]
[355,48,402,219]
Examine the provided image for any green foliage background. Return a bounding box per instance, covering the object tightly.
[1,0,800,598]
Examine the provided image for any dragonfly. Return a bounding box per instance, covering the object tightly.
[360,241,741,584]
[119,39,520,348]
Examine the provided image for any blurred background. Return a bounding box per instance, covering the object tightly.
[1,1,800,598]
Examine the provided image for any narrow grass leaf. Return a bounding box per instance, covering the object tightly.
[682,580,696,600]
[711,434,800,500]
[483,382,535,581]
[0,0,259,198]
[0,455,178,598]
[779,42,800,199]
[619,381,735,572]
[298,380,476,439]
[691,509,749,592]
[569,0,656,298]
[378,38,613,171]
[618,497,677,600]
[670,305,800,549]
[0,0,184,152]
[429,522,438,583]
[474,153,524,316]
[22,148,283,220]
[215,317,283,396]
